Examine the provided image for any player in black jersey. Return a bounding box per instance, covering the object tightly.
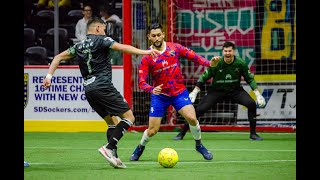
[173,41,266,141]
[42,17,159,168]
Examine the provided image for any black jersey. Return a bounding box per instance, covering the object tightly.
[68,34,116,92]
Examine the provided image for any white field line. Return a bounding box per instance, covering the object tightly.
[27,159,296,166]
[24,147,296,152]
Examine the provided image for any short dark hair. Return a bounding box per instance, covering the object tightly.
[87,17,105,30]
[148,23,163,33]
[223,41,235,49]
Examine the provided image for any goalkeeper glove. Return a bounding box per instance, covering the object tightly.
[254,89,266,107]
[189,87,200,103]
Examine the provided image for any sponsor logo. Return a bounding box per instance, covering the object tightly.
[154,63,177,72]
[169,50,175,56]
[162,60,168,67]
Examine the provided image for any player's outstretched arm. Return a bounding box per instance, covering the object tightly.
[111,42,160,57]
[42,50,74,89]
[178,44,211,67]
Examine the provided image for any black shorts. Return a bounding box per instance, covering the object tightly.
[85,86,130,118]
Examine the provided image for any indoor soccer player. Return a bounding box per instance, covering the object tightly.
[42,18,159,168]
[130,23,214,161]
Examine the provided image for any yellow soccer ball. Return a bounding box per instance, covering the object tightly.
[158,148,179,168]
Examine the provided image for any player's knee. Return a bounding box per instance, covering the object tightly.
[124,117,135,123]
[243,99,256,110]
[185,116,197,126]
[122,112,135,124]
[248,101,257,111]
[148,127,159,137]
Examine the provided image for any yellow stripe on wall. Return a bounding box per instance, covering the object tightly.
[24,120,108,132]
[255,74,296,82]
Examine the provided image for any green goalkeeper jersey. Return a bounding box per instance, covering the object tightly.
[196,56,257,92]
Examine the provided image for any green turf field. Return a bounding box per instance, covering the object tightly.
[24,132,296,180]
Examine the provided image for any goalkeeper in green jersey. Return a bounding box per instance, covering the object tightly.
[173,41,266,141]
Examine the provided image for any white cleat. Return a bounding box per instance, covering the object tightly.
[98,146,127,168]
[114,157,127,169]
[98,146,118,168]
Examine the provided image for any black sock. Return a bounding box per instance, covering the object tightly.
[196,140,202,146]
[106,119,132,150]
[179,122,189,135]
[106,125,116,142]
[249,119,256,135]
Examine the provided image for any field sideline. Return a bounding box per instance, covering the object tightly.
[24,132,296,180]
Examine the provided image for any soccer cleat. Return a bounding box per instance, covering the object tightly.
[114,157,127,169]
[98,145,126,168]
[196,144,213,160]
[24,161,29,167]
[173,133,185,140]
[130,145,145,161]
[250,134,263,141]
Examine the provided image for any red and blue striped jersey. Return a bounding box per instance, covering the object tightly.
[138,42,211,96]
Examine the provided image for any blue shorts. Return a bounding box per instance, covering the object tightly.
[149,89,192,117]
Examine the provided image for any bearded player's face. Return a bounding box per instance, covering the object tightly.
[222,46,235,63]
[148,29,164,48]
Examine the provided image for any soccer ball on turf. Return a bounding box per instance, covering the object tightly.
[158,148,179,168]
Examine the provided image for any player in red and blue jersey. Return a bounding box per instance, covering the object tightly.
[130,23,213,161]
[138,38,211,96]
